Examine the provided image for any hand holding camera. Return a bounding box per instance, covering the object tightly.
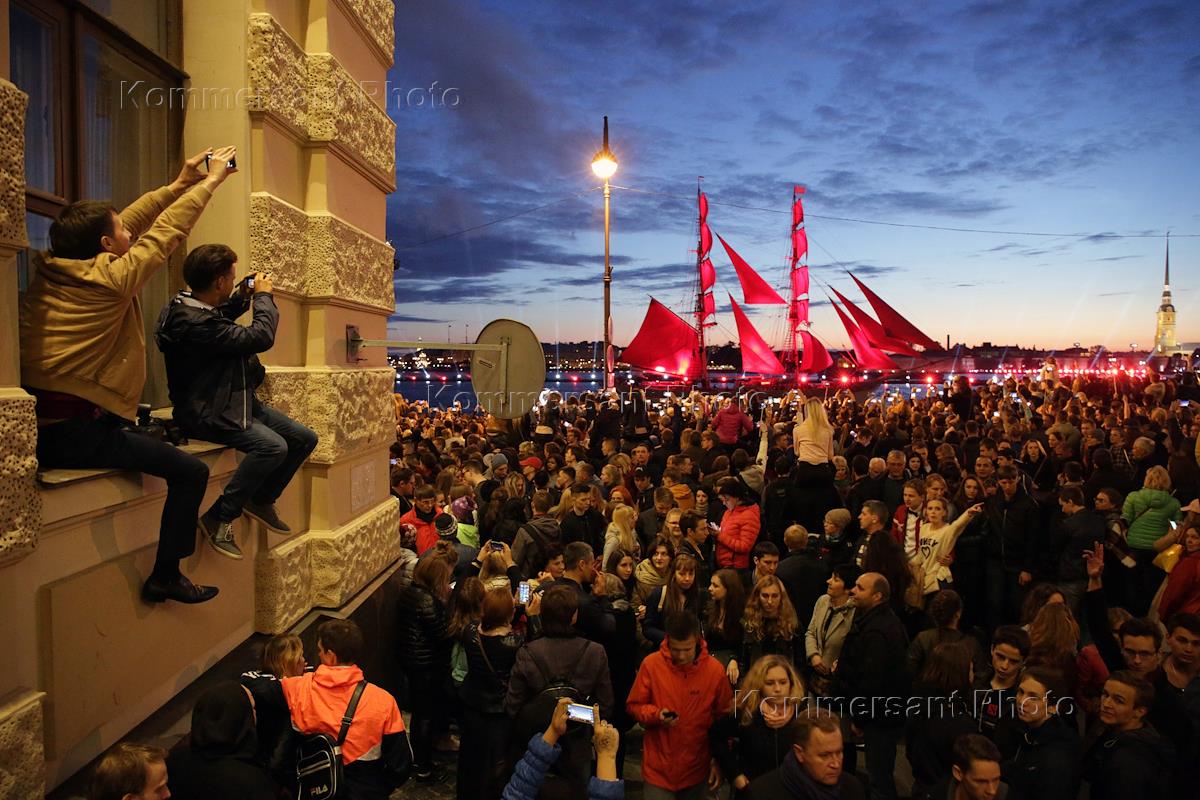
[202,145,239,187]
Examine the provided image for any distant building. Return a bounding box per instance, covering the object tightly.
[1154,238,1179,355]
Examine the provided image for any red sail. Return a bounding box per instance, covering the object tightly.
[790,229,808,267]
[700,222,713,256]
[716,233,786,305]
[699,191,709,221]
[792,298,809,324]
[848,272,941,351]
[729,294,786,374]
[792,186,805,226]
[829,286,921,356]
[799,330,833,372]
[700,258,716,292]
[702,291,715,320]
[620,298,700,377]
[831,299,899,370]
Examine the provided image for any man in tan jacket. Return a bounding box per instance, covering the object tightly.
[20,146,238,605]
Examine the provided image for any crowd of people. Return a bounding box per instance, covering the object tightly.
[91,369,1200,800]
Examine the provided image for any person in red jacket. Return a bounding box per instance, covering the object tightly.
[627,611,733,798]
[713,396,753,448]
[398,485,442,554]
[716,478,761,570]
[1157,523,1200,620]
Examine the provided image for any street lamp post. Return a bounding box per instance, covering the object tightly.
[591,116,618,390]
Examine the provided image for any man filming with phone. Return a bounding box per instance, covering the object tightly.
[20,146,237,605]
[155,244,318,559]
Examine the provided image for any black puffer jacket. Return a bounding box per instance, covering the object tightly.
[709,712,797,787]
[830,601,910,725]
[154,291,277,434]
[395,583,450,672]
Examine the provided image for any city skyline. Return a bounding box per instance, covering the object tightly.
[384,0,1200,352]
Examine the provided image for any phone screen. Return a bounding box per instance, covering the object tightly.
[566,703,595,724]
[518,582,531,604]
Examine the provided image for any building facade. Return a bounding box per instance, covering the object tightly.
[0,1,399,794]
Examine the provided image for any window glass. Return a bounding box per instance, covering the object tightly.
[79,0,173,63]
[16,213,53,294]
[10,6,58,194]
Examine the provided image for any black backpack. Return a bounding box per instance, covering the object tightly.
[511,640,595,759]
[295,680,367,800]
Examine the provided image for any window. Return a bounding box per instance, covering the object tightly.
[10,0,184,408]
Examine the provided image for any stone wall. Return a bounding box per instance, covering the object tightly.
[0,390,41,566]
[0,691,45,800]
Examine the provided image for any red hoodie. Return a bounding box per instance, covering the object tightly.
[399,505,442,554]
[626,637,733,791]
[716,503,760,569]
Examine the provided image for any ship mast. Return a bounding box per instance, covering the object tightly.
[695,179,713,388]
[786,185,808,383]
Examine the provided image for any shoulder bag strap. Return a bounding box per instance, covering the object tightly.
[475,627,498,675]
[336,680,368,746]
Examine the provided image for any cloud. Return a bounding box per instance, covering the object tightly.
[391,313,450,323]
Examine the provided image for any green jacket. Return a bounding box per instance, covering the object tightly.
[1122,488,1181,551]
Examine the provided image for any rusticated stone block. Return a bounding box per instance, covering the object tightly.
[338,0,395,63]
[310,499,400,607]
[254,499,399,633]
[247,194,307,297]
[248,193,394,311]
[0,391,42,566]
[0,690,46,800]
[247,13,308,136]
[255,534,313,633]
[307,54,395,178]
[0,80,29,250]
[259,368,394,465]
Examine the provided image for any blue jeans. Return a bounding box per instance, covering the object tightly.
[36,415,209,578]
[200,404,318,523]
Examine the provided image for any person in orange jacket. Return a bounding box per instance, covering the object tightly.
[626,610,733,797]
[399,485,442,554]
[716,478,761,570]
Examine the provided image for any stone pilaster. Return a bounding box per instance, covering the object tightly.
[0,690,46,800]
[0,390,41,566]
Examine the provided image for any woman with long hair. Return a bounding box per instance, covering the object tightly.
[906,589,986,679]
[459,587,525,800]
[396,555,454,781]
[709,655,807,794]
[634,536,675,607]
[642,554,703,647]
[706,568,747,672]
[729,575,801,684]
[1157,517,1200,620]
[791,397,842,535]
[913,498,985,598]
[905,641,977,798]
[1026,602,1107,717]
[602,548,638,601]
[603,503,640,565]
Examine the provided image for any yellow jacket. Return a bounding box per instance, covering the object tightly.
[20,183,213,421]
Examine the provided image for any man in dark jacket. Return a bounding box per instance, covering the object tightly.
[1047,487,1105,610]
[636,487,675,551]
[1001,666,1081,800]
[560,484,607,551]
[918,734,1006,800]
[552,541,617,644]
[776,524,830,624]
[982,466,1040,628]
[830,572,910,800]
[156,244,317,559]
[744,707,865,800]
[1083,671,1177,800]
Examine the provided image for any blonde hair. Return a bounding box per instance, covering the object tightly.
[262,634,305,678]
[824,508,851,532]
[783,524,808,551]
[795,398,832,443]
[1144,465,1171,491]
[743,575,799,643]
[611,504,638,553]
[736,654,806,725]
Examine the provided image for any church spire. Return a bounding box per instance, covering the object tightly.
[1164,232,1170,287]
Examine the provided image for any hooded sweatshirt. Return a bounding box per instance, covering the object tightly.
[626,637,733,791]
[20,183,214,421]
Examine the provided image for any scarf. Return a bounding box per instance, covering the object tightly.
[635,558,669,591]
[779,754,842,800]
[414,505,437,524]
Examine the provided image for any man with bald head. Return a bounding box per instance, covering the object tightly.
[831,572,910,800]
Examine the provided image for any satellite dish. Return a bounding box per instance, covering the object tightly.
[470,319,545,419]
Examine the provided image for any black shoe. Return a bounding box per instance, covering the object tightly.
[243,501,292,533]
[142,574,219,604]
[413,768,443,784]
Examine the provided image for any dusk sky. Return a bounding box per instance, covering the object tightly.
[385,0,1199,353]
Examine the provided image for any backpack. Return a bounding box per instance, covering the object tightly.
[295,680,367,800]
[511,640,595,762]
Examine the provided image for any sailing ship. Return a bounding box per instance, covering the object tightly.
[618,185,941,385]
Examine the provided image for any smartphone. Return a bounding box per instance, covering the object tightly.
[205,152,237,171]
[1182,400,1191,407]
[708,521,720,532]
[489,541,504,552]
[661,710,678,720]
[518,582,531,604]
[566,703,595,725]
